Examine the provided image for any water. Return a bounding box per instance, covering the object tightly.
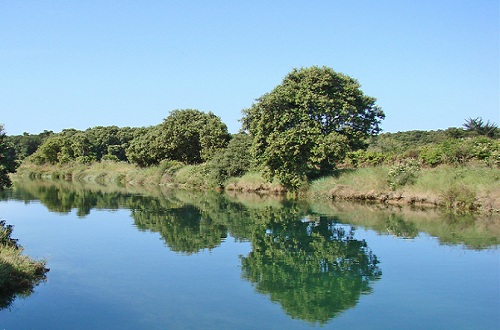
[0,180,499,329]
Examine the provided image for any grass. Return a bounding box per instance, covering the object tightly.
[309,164,500,213]
[0,220,48,309]
[225,172,286,194]
[14,161,500,214]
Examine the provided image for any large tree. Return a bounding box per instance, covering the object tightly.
[242,66,385,188]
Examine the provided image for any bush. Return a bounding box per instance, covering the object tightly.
[387,159,421,190]
[159,160,185,175]
[208,133,253,186]
[345,150,387,167]
[441,184,478,213]
[418,137,500,167]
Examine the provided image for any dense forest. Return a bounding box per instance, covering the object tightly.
[1,66,499,191]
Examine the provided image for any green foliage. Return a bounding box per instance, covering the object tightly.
[5,130,53,163]
[0,219,48,309]
[387,159,421,190]
[345,150,387,167]
[0,220,16,247]
[463,117,499,138]
[0,125,16,189]
[208,133,253,185]
[84,126,135,161]
[126,110,230,167]
[419,136,500,167]
[158,109,230,164]
[242,66,384,189]
[26,126,138,165]
[159,159,185,175]
[368,129,451,154]
[173,163,216,189]
[125,126,161,167]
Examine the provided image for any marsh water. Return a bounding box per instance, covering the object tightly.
[0,179,498,329]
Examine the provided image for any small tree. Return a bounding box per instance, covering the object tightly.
[463,117,499,138]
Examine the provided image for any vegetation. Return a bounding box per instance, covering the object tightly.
[0,125,17,189]
[0,220,48,309]
[26,126,137,165]
[0,124,49,309]
[241,66,384,188]
[309,164,500,212]
[126,109,230,167]
[4,66,499,214]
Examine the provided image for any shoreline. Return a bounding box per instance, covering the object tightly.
[12,161,500,215]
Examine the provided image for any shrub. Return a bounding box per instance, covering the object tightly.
[345,150,386,167]
[441,184,478,213]
[208,133,253,186]
[387,159,421,190]
[159,160,185,175]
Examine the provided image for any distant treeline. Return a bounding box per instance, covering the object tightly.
[3,67,499,189]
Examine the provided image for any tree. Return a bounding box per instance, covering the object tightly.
[158,109,230,164]
[0,125,16,189]
[242,66,384,188]
[208,133,253,185]
[5,130,53,163]
[29,135,71,164]
[127,109,230,167]
[126,126,163,167]
[463,117,499,138]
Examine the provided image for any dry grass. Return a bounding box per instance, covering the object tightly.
[225,172,287,194]
[309,164,500,213]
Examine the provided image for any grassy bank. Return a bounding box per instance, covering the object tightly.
[308,164,500,213]
[0,220,48,309]
[14,161,500,214]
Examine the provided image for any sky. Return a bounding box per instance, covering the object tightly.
[1,1,499,136]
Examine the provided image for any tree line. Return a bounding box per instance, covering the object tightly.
[2,66,499,190]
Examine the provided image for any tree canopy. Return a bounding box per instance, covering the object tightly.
[0,125,16,189]
[126,109,230,166]
[242,66,385,188]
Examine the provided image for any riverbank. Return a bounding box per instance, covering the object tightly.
[0,220,48,309]
[14,161,500,214]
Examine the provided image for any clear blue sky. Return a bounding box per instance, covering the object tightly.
[1,1,498,135]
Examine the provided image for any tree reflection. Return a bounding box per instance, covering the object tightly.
[385,214,418,239]
[241,214,381,325]
[132,204,227,255]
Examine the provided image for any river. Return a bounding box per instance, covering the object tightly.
[0,179,498,329]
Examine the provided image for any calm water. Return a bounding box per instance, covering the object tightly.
[0,180,499,329]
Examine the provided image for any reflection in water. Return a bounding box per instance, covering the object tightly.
[385,214,418,239]
[241,217,381,324]
[0,266,47,311]
[133,204,227,254]
[2,179,499,322]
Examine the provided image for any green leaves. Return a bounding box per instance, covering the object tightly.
[127,109,230,167]
[0,125,16,189]
[242,66,384,189]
